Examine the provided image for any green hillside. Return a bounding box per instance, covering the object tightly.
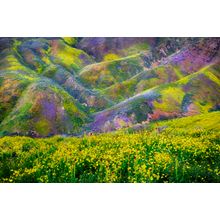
[0,37,220,183]
[0,78,89,137]
[78,54,145,89]
[90,62,220,132]
[0,37,220,136]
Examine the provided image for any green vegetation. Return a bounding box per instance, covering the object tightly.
[79,54,144,89]
[153,87,185,112]
[121,42,150,56]
[0,38,219,183]
[62,37,78,47]
[0,79,89,136]
[103,53,121,61]
[102,65,185,103]
[0,112,219,183]
[94,64,220,131]
[0,72,37,123]
[1,38,219,137]
[50,39,94,73]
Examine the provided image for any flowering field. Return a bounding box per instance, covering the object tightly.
[0,112,219,183]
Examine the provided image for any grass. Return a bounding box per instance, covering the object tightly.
[0,78,89,136]
[102,64,185,103]
[50,39,94,73]
[79,54,144,89]
[0,112,219,183]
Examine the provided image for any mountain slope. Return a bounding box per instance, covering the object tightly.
[76,37,152,61]
[0,71,37,123]
[89,62,220,132]
[78,53,146,89]
[91,38,220,103]
[0,78,90,136]
[0,37,220,136]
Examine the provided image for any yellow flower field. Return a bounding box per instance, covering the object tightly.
[0,112,219,183]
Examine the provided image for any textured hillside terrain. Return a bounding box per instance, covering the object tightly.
[0,37,220,136]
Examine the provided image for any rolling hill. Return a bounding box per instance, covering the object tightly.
[89,62,220,132]
[0,37,220,136]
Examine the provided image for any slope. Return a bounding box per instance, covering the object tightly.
[89,62,220,132]
[0,78,90,137]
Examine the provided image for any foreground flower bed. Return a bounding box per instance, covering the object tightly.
[0,112,220,183]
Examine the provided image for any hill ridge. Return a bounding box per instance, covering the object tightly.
[0,37,220,136]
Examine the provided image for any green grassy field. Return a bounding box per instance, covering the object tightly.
[0,112,219,183]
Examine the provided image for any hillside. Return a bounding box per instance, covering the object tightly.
[89,62,220,132]
[0,37,220,136]
[0,78,90,136]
